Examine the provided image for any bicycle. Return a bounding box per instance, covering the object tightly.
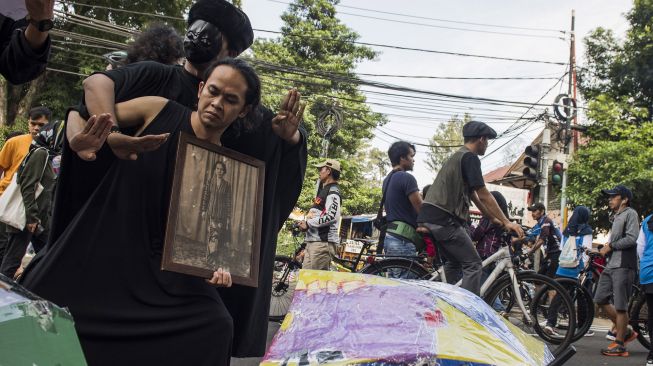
[269,225,305,322]
[269,228,378,322]
[360,233,577,359]
[629,280,650,350]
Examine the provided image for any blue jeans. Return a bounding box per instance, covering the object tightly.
[383,233,417,279]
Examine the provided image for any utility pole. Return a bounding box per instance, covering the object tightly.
[560,9,576,229]
[540,126,551,207]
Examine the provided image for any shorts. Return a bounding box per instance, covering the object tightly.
[593,267,635,311]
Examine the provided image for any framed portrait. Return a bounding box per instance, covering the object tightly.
[162,133,265,287]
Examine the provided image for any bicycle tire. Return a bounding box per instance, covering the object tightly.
[269,256,300,322]
[484,272,576,358]
[629,291,651,350]
[554,277,595,343]
[360,258,430,279]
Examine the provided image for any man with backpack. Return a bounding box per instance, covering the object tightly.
[521,202,562,279]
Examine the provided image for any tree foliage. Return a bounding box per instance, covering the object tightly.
[425,114,468,177]
[250,0,386,214]
[569,0,653,230]
[0,1,192,125]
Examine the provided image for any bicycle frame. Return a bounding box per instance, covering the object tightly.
[426,244,534,325]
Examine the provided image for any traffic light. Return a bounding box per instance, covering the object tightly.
[551,160,564,186]
[522,145,540,181]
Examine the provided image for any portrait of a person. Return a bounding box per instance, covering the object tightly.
[202,160,233,268]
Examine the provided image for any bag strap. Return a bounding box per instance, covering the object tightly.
[18,147,49,184]
[377,169,399,221]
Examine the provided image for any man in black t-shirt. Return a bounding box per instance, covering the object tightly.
[418,121,523,295]
[382,141,423,278]
[521,202,561,279]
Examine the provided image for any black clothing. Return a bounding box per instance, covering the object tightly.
[0,227,47,277]
[52,61,307,357]
[419,149,484,226]
[0,16,50,84]
[462,121,497,138]
[187,0,254,54]
[21,102,234,366]
[461,152,484,190]
[383,171,419,227]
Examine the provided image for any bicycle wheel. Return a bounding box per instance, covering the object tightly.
[554,277,595,343]
[360,258,430,279]
[269,256,300,322]
[630,291,651,350]
[484,272,576,358]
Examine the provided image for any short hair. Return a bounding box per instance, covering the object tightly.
[463,136,481,144]
[330,168,340,180]
[29,106,51,121]
[127,23,184,65]
[388,141,416,166]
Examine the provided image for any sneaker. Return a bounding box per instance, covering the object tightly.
[544,325,563,338]
[646,358,653,366]
[584,330,595,337]
[601,343,629,357]
[606,330,616,341]
[625,329,639,344]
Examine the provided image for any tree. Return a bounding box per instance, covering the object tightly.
[568,0,653,230]
[425,114,469,177]
[0,0,192,125]
[250,0,386,215]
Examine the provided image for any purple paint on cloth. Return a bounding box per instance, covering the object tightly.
[266,284,441,363]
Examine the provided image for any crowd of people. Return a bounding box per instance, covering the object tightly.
[1,0,653,365]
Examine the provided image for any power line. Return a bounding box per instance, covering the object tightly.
[57,1,568,66]
[332,2,566,33]
[255,29,567,66]
[269,0,565,40]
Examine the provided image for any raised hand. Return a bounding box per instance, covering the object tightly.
[272,89,306,144]
[69,113,113,161]
[106,133,170,161]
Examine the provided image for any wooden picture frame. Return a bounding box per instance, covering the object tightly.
[162,133,265,287]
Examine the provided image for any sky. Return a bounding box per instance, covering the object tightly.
[241,0,633,188]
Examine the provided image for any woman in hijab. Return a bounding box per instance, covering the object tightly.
[0,121,63,278]
[543,205,594,337]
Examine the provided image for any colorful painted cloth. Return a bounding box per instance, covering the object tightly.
[263,270,554,366]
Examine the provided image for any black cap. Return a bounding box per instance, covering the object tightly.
[462,121,498,139]
[527,202,546,212]
[601,185,633,201]
[188,0,254,55]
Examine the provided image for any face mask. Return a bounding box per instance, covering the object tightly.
[184,20,223,64]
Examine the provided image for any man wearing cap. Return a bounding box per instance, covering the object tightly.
[297,159,342,270]
[418,121,523,295]
[31,0,307,358]
[594,185,640,357]
[519,202,562,279]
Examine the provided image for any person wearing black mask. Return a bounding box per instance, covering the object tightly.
[22,0,307,359]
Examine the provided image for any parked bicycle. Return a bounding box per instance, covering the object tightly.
[269,224,378,322]
[361,232,577,359]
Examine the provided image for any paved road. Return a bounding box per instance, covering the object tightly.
[233,321,650,365]
[566,324,649,366]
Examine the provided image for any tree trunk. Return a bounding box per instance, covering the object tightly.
[16,73,47,120]
[0,76,6,126]
[6,83,24,126]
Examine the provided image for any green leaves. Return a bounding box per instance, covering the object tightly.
[252,0,385,215]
